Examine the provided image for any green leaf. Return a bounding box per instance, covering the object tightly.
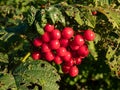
[13,60,60,90]
[47,6,65,26]
[0,73,17,90]
[35,22,44,35]
[88,41,98,60]
[106,46,116,61]
[26,6,37,26]
[84,10,96,28]
[65,6,83,25]
[74,9,84,25]
[97,7,120,28]
[0,32,14,42]
[0,53,8,63]
[97,0,113,6]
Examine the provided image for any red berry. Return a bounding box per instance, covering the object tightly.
[64,58,74,66]
[73,34,85,46]
[71,51,79,58]
[41,32,51,43]
[92,11,97,16]
[50,29,61,40]
[60,39,69,47]
[31,51,41,60]
[62,51,72,62]
[41,43,51,53]
[62,64,71,74]
[70,41,80,50]
[44,24,54,32]
[56,47,67,56]
[54,56,63,64]
[44,51,54,61]
[77,45,89,57]
[62,27,74,39]
[74,57,82,65]
[33,37,42,47]
[83,30,95,41]
[69,66,79,77]
[49,40,60,50]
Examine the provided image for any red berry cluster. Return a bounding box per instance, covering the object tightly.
[31,23,95,77]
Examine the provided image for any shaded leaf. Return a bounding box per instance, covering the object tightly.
[26,6,37,26]
[0,53,8,63]
[13,60,60,90]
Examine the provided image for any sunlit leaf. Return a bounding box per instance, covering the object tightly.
[13,60,60,90]
[35,22,44,35]
[47,6,65,26]
[0,73,17,90]
[88,41,98,60]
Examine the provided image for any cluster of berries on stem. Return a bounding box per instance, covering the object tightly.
[31,23,95,77]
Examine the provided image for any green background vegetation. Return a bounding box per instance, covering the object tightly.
[0,0,120,90]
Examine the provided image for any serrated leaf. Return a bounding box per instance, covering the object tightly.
[94,33,101,44]
[106,46,116,61]
[47,6,65,26]
[97,7,120,28]
[27,6,37,26]
[0,53,9,63]
[74,9,84,25]
[84,10,96,28]
[35,22,44,35]
[13,60,60,90]
[65,6,83,25]
[88,41,98,60]
[0,73,17,90]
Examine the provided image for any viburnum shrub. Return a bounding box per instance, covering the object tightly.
[31,23,95,77]
[1,0,120,90]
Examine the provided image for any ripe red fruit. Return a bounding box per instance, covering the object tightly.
[83,30,95,41]
[31,51,41,60]
[56,47,67,56]
[73,34,85,46]
[92,11,97,16]
[62,51,72,62]
[44,24,54,32]
[41,32,50,43]
[33,37,42,47]
[64,58,74,66]
[54,56,63,64]
[62,27,74,39]
[50,29,61,40]
[44,51,54,62]
[70,41,80,50]
[62,64,71,74]
[77,45,89,57]
[41,43,51,53]
[60,39,69,47]
[74,57,82,65]
[49,40,60,50]
[69,66,79,77]
[71,51,79,58]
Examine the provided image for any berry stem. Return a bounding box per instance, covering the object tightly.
[21,52,31,62]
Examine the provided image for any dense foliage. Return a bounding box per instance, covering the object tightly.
[0,0,120,90]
